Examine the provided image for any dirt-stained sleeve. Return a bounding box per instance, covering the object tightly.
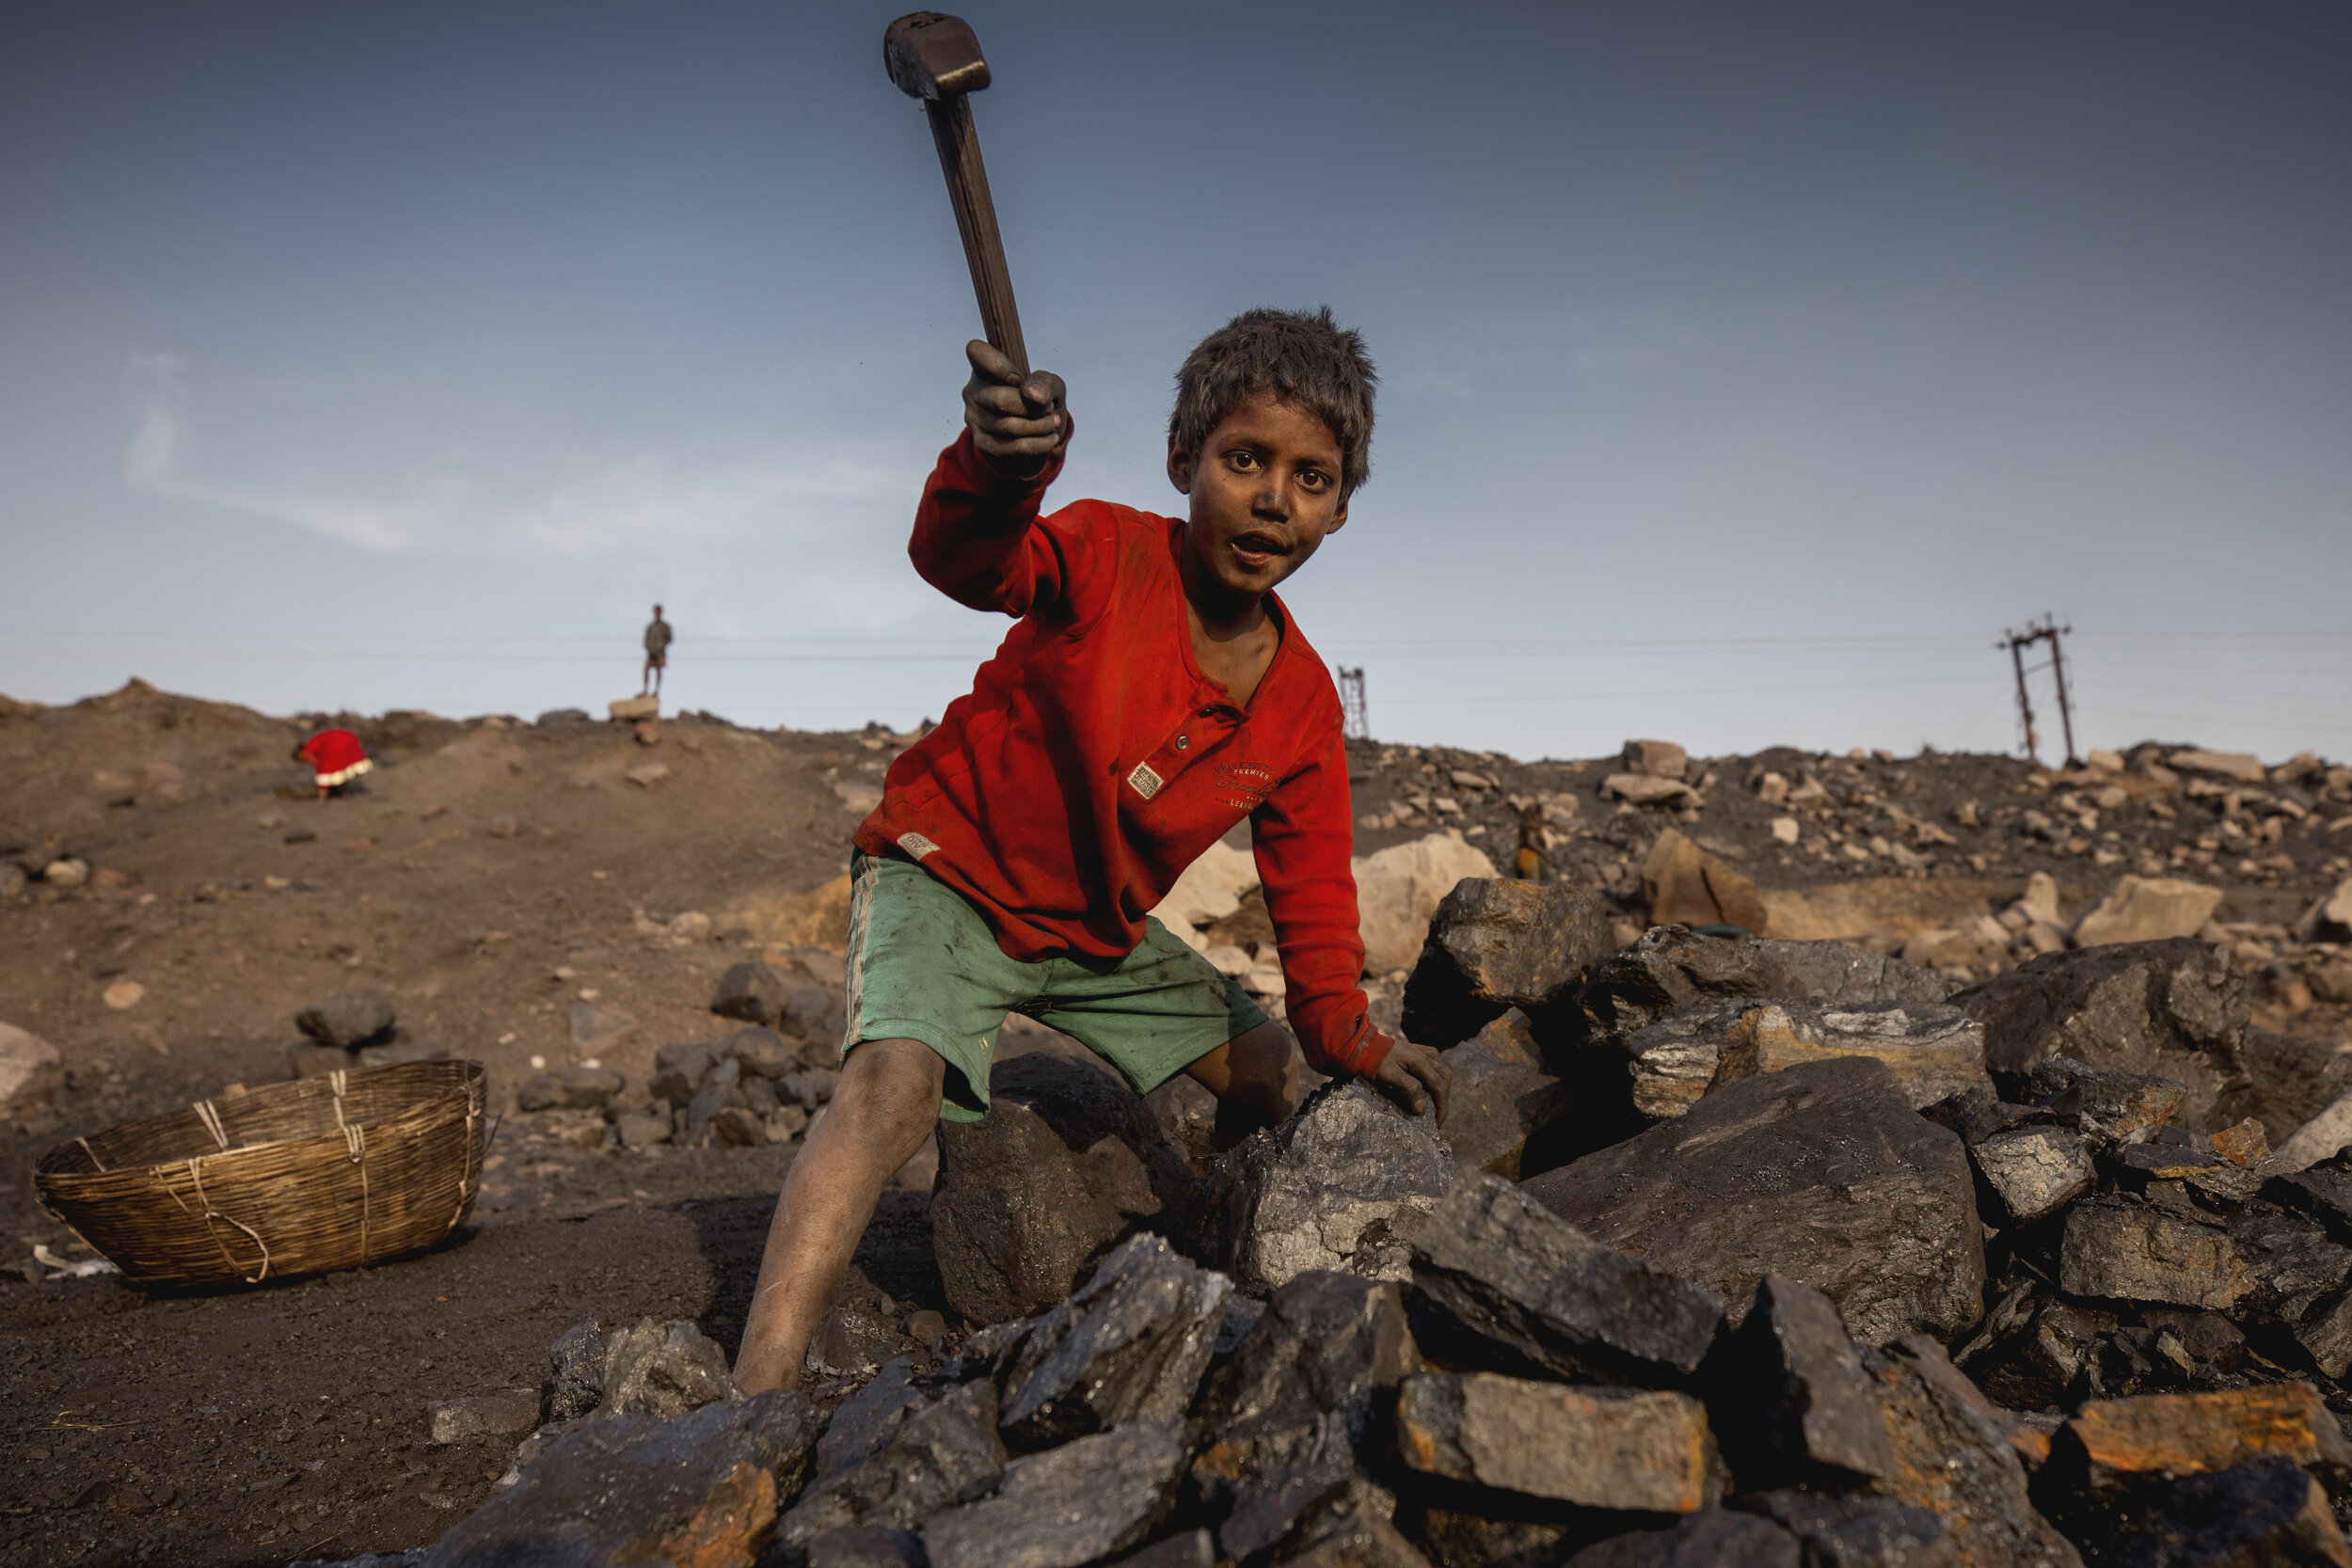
[907,428,1074,618]
[1251,710,1390,1078]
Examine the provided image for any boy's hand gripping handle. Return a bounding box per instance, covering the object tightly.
[885,12,1029,377]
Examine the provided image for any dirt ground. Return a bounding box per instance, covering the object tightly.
[2,680,2345,1564]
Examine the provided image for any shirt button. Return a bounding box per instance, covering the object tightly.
[1175,735,1190,751]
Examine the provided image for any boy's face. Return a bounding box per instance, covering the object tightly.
[1168,392,1349,604]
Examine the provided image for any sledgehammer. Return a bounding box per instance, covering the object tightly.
[884,11,1030,375]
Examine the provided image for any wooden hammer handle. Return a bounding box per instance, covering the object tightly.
[923,95,1028,378]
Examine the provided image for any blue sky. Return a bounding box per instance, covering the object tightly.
[3,1,2346,762]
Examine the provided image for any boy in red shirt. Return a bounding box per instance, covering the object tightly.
[734,309,1450,1392]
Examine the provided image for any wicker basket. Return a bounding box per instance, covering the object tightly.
[34,1060,489,1289]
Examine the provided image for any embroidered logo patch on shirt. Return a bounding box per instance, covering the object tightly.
[1126,762,1164,800]
[896,832,940,861]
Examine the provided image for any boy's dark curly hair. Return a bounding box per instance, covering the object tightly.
[1169,307,1376,497]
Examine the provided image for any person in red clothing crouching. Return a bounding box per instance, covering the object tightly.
[732,309,1451,1393]
[293,727,373,803]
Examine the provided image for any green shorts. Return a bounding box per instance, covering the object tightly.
[841,849,1269,1122]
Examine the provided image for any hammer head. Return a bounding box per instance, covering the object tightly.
[884,12,991,101]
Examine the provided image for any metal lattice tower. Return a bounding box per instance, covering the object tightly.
[1998,615,2077,767]
[1336,665,1369,741]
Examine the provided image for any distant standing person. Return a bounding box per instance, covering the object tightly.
[642,605,674,698]
[293,728,372,803]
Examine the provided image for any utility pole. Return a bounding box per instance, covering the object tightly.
[1336,666,1369,742]
[1997,616,2077,767]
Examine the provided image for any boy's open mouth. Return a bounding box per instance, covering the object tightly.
[1230,531,1292,568]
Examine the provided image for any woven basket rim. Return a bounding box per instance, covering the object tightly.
[33,1059,486,1185]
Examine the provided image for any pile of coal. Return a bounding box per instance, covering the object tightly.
[389,883,2352,1567]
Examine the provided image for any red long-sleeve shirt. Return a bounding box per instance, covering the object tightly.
[854,432,1389,1078]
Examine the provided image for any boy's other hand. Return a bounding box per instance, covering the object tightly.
[963,340,1067,479]
[1371,1037,1452,1123]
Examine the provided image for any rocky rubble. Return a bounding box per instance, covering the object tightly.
[380,867,2352,1566]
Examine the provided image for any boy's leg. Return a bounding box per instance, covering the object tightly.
[733,1036,944,1394]
[1182,1020,1300,1149]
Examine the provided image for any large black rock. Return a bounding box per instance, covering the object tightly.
[1437,1009,1577,1180]
[932,1053,1199,1324]
[1708,1275,1898,1490]
[1401,878,1614,1047]
[996,1234,1230,1449]
[1576,927,1957,1041]
[422,1392,818,1567]
[1523,1057,1986,1344]
[774,1379,1008,1550]
[1951,939,2249,1131]
[2061,1455,2350,1568]
[1187,1082,1454,1296]
[1406,1174,1724,1386]
[920,1420,1186,1568]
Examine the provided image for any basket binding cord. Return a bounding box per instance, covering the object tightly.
[166,1096,273,1283]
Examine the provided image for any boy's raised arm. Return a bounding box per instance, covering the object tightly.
[907,341,1073,616]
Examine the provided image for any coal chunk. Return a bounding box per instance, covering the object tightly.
[776,1379,1008,1550]
[595,1318,735,1418]
[1579,927,1957,1040]
[1524,1057,1986,1344]
[1743,1492,1959,1567]
[1861,1335,2081,1568]
[1402,877,1614,1047]
[934,1053,1198,1325]
[1973,1126,2096,1227]
[2063,1456,2350,1567]
[1708,1274,1896,1488]
[1407,1173,1724,1385]
[2058,1196,2250,1311]
[1952,939,2249,1130]
[1437,1008,1575,1180]
[997,1235,1230,1448]
[1190,1270,1420,1461]
[2018,1056,2186,1147]
[1396,1371,1720,1512]
[1188,1081,1454,1296]
[543,1315,604,1424]
[921,1419,1185,1568]
[1564,1511,1802,1566]
[426,1391,817,1567]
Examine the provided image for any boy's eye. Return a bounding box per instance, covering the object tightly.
[1228,451,1260,470]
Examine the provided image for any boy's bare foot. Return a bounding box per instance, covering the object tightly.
[1372,1039,1452,1124]
[732,1037,944,1394]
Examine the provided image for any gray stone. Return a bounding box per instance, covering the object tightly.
[810,1359,929,1485]
[1620,1000,1753,1121]
[1270,1485,1425,1568]
[1744,1493,1959,1568]
[288,1041,355,1078]
[1709,1000,1990,1111]
[543,1316,604,1423]
[806,1526,927,1568]
[355,1037,451,1069]
[997,1235,1230,1447]
[778,1379,1008,1549]
[1859,1336,2082,1568]
[781,1066,841,1108]
[683,1055,745,1146]
[1972,1126,2096,1227]
[612,1111,672,1148]
[0,1022,63,1113]
[710,960,787,1025]
[2059,1196,2250,1310]
[1952,938,2249,1131]
[422,1391,818,1568]
[1396,1371,1720,1512]
[783,986,837,1039]
[2227,1203,2352,1323]
[1407,1173,1724,1385]
[1565,1513,1801,1567]
[2017,1055,2186,1147]
[595,1318,735,1418]
[1188,1081,1454,1296]
[650,1041,716,1106]
[1524,1057,1986,1344]
[2065,1456,2349,1568]
[1921,1084,2060,1147]
[515,1065,625,1113]
[922,1419,1185,1568]
[1112,1529,1214,1568]
[295,990,395,1048]
[1401,877,1615,1047]
[933,1053,1199,1325]
[1578,927,1958,1041]
[1709,1275,1897,1488]
[1438,1008,1574,1179]
[722,1025,800,1079]
[2260,1155,2352,1245]
[427,1389,541,1446]
[1208,1411,1359,1562]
